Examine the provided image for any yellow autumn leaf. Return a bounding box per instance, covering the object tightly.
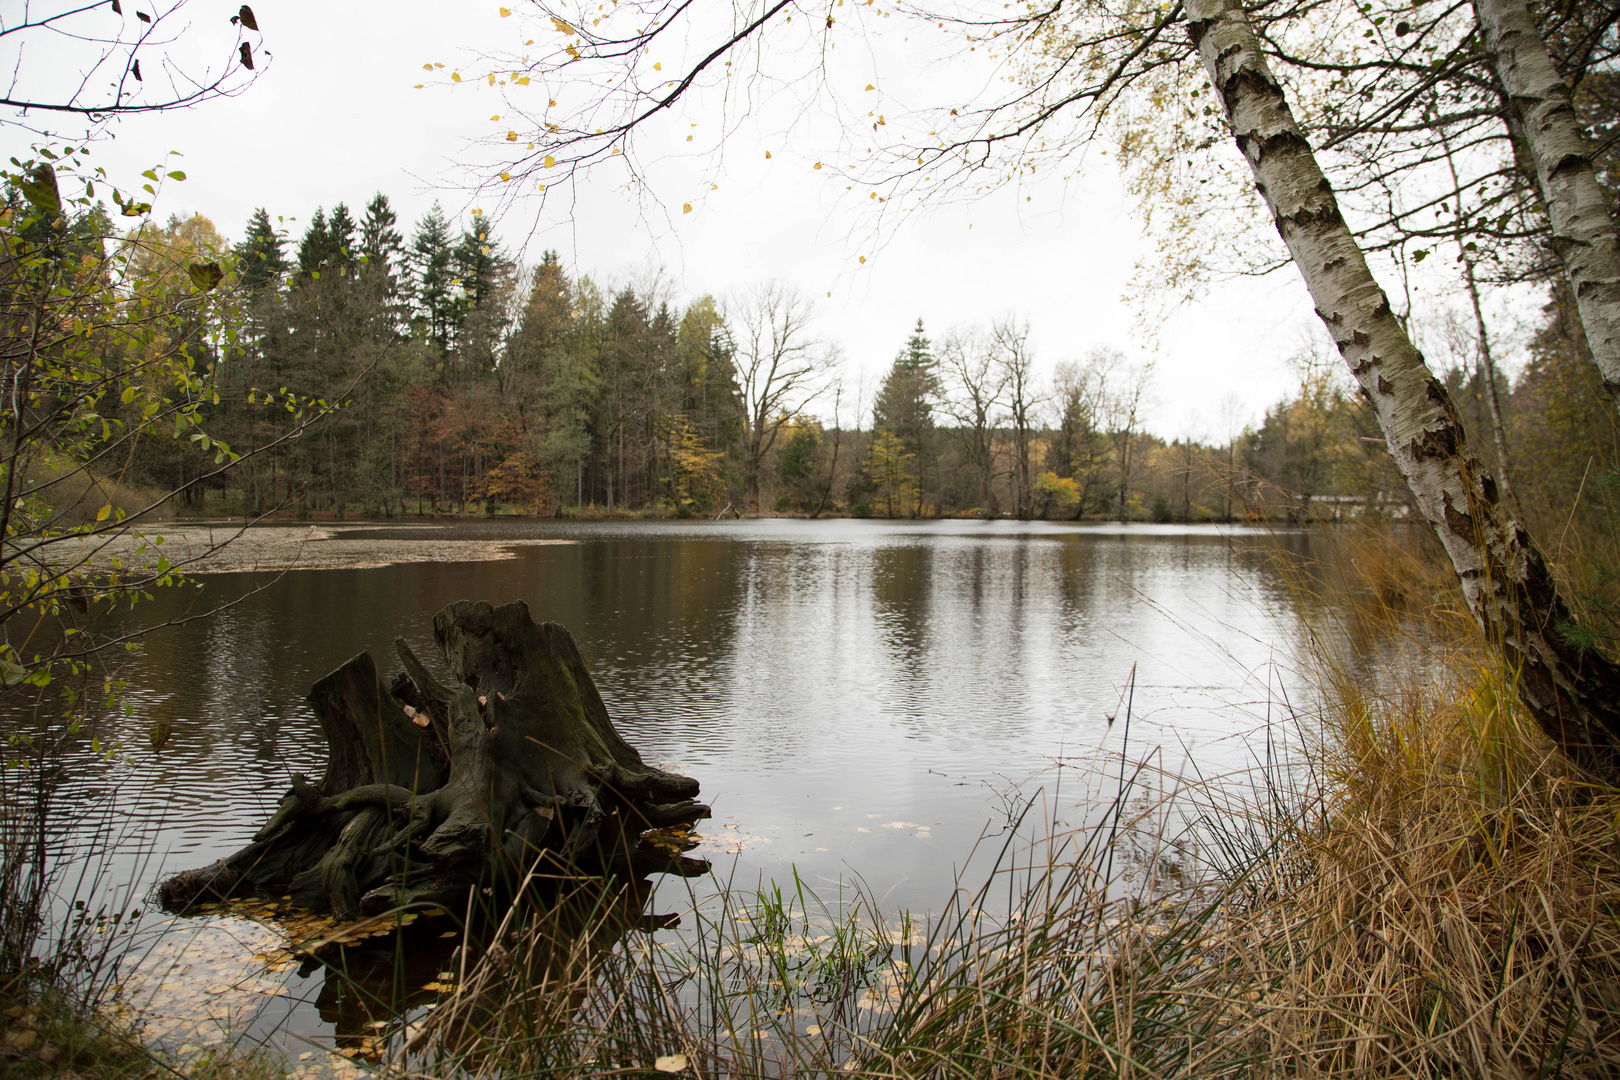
[500,173,511,182]
[682,203,692,213]
[507,131,518,141]
[655,1056,688,1073]
[544,155,556,167]
[499,6,511,14]
[711,183,718,189]
[566,43,580,58]
[423,63,434,71]
[549,98,557,106]
[96,503,112,522]
[686,135,693,142]
[487,72,497,85]
[553,17,575,33]
[516,76,530,85]
[538,183,546,192]
[490,114,501,121]
[654,62,662,70]
[612,146,621,154]
[859,255,867,263]
[765,150,772,159]
[413,83,424,88]
[452,71,462,82]
[865,83,875,90]
[813,162,822,169]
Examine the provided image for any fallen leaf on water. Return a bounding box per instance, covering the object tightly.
[806,1024,822,1036]
[655,1054,688,1072]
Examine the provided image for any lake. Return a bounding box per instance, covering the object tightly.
[6,517,1314,1059]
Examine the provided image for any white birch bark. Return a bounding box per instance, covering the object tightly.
[1187,0,1620,777]
[1475,0,1620,409]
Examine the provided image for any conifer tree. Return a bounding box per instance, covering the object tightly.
[359,193,406,337]
[325,203,357,271]
[873,318,940,516]
[408,203,456,362]
[233,208,286,291]
[296,208,332,277]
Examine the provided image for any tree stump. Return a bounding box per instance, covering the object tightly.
[158,600,710,919]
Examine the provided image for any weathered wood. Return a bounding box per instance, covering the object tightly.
[158,600,709,918]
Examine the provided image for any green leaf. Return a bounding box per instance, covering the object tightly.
[186,261,224,291]
[18,165,61,217]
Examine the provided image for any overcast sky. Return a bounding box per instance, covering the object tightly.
[8,0,1536,438]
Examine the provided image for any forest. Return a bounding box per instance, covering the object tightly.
[70,192,1618,533]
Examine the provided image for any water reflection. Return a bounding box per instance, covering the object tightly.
[4,518,1316,1053]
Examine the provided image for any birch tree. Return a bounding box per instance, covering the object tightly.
[1474,0,1620,412]
[1189,0,1620,775]
[729,282,827,514]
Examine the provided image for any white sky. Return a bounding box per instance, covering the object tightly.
[6,0,1538,438]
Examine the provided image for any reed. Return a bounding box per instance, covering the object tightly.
[401,527,1619,1079]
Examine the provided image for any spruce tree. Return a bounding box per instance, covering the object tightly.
[359,193,406,335]
[296,208,331,277]
[233,208,286,290]
[359,194,402,267]
[408,203,456,361]
[326,203,357,268]
[453,214,507,310]
[872,318,940,515]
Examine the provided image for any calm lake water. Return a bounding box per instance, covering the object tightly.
[8,517,1316,1058]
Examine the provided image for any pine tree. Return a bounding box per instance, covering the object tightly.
[233,208,286,290]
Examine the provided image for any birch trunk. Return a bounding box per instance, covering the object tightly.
[1475,0,1620,410]
[1187,0,1620,778]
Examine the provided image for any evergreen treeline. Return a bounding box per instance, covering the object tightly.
[162,197,748,518]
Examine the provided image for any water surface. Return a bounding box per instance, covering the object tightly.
[8,517,1312,1056]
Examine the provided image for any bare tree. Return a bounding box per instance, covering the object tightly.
[1102,360,1151,524]
[939,329,1007,518]
[728,281,827,514]
[991,317,1045,520]
[2,1,264,133]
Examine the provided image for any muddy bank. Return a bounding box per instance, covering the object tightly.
[76,523,575,575]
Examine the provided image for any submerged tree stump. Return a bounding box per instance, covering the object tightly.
[159,600,710,919]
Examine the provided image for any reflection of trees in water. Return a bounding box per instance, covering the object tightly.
[871,542,934,675]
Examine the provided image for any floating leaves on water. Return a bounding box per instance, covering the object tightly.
[420,981,456,993]
[655,1054,689,1072]
[805,1024,822,1036]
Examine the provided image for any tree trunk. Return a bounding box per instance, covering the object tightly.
[1189,0,1620,779]
[1475,0,1620,411]
[159,600,710,919]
